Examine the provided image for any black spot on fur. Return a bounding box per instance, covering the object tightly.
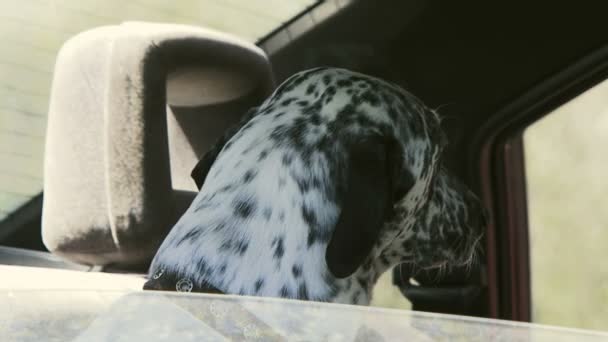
[242,169,257,183]
[193,201,212,212]
[254,278,264,293]
[282,154,293,166]
[357,277,367,289]
[261,105,275,115]
[176,227,202,246]
[379,254,390,266]
[219,264,227,274]
[337,79,353,88]
[307,230,318,248]
[280,286,290,297]
[334,103,355,126]
[322,74,331,85]
[298,283,309,299]
[295,177,311,193]
[270,124,286,140]
[301,205,317,228]
[324,271,341,297]
[281,98,295,106]
[384,100,398,121]
[326,86,336,96]
[352,290,361,304]
[288,72,309,89]
[284,119,309,149]
[273,237,285,260]
[355,114,374,128]
[236,240,249,256]
[258,150,269,161]
[292,264,302,278]
[306,84,316,95]
[296,100,309,107]
[279,211,285,222]
[213,222,226,233]
[323,86,337,104]
[218,184,234,193]
[233,198,256,218]
[220,241,232,252]
[362,260,372,271]
[196,259,209,275]
[311,177,322,189]
[361,90,380,106]
[310,113,321,126]
[263,208,272,220]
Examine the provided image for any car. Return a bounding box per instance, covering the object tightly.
[1,0,608,340]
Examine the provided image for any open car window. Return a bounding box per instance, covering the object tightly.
[524,78,608,331]
[0,0,318,223]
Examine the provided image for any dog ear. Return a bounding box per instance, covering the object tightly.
[326,136,413,278]
[191,150,220,190]
[191,107,258,190]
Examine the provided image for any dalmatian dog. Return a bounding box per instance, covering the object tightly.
[144,67,485,305]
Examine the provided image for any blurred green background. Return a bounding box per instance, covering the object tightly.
[525,79,608,331]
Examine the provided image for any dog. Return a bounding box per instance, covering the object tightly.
[144,67,484,306]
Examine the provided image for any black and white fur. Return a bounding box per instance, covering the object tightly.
[144,67,484,305]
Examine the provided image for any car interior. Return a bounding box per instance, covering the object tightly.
[1,0,607,327]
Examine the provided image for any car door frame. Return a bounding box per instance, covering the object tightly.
[471,45,608,321]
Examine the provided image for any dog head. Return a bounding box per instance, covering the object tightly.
[146,67,475,303]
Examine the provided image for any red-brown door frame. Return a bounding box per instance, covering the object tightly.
[471,46,608,321]
[478,135,531,321]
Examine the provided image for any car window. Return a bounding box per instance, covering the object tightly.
[524,78,608,331]
[371,271,412,310]
[0,0,317,222]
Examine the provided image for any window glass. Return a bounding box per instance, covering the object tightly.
[524,78,608,330]
[0,0,316,221]
[371,271,412,310]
